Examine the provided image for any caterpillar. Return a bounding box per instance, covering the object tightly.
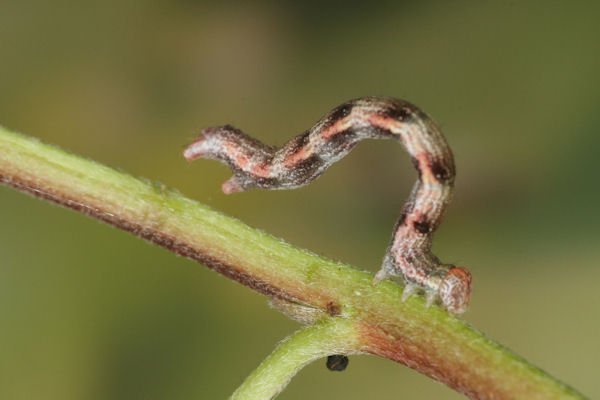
[184,96,472,314]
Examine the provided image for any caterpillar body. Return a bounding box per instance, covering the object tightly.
[184,96,472,314]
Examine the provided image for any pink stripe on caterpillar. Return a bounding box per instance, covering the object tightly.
[184,96,472,314]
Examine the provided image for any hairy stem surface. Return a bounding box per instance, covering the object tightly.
[0,126,587,400]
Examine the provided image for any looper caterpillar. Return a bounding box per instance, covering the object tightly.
[184,97,472,314]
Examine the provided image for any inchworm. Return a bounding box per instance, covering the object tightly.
[184,96,472,314]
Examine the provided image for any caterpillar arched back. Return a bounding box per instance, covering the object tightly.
[184,96,472,314]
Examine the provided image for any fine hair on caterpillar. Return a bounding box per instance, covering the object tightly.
[184,96,472,314]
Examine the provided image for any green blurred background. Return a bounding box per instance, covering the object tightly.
[1,1,599,399]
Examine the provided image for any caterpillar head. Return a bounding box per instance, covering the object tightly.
[439,267,472,314]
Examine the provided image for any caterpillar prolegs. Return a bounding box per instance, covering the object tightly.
[184,96,472,314]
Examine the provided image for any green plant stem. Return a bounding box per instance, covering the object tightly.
[0,125,588,400]
[230,318,359,400]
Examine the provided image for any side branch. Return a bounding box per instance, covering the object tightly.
[0,126,586,400]
[230,318,360,400]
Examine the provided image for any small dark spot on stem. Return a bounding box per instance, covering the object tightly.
[326,301,341,316]
[326,355,349,371]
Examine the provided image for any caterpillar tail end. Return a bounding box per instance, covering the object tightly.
[439,267,472,315]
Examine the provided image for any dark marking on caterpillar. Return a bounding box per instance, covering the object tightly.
[429,159,452,183]
[326,128,358,153]
[253,176,280,188]
[291,154,323,182]
[288,130,311,155]
[403,252,416,265]
[379,104,412,121]
[324,102,353,129]
[413,219,431,234]
[397,212,407,227]
[184,96,472,314]
[410,156,422,180]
